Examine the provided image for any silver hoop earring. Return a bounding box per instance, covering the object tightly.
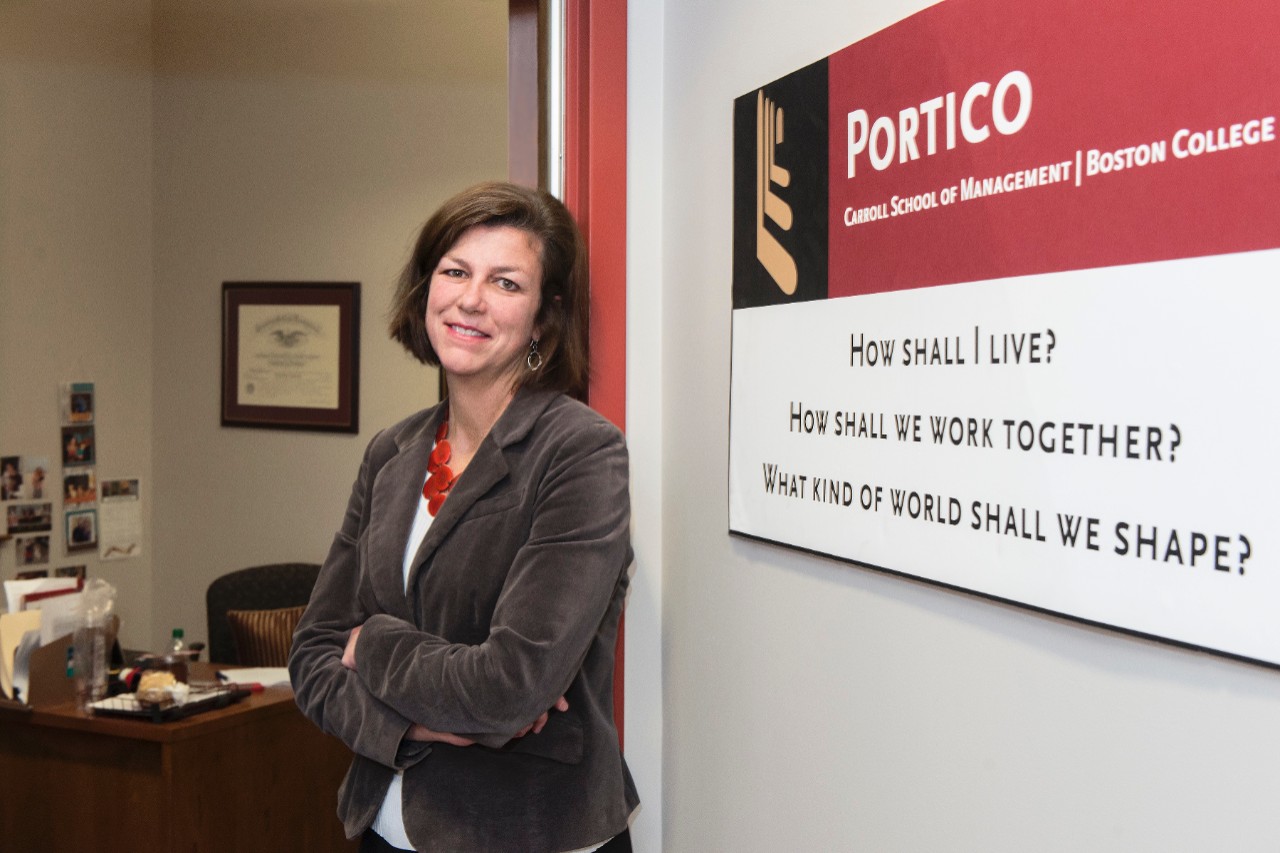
[527,339,544,372]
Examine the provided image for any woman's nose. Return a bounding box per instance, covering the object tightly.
[457,278,485,311]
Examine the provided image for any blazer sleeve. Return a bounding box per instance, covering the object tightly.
[352,418,630,745]
[288,430,430,770]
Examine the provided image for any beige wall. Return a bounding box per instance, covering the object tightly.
[0,0,156,642]
[0,0,508,654]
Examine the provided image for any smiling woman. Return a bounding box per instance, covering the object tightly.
[290,182,637,853]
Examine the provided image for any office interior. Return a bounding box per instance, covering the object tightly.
[2,1,1278,851]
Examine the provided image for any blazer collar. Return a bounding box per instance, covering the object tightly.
[364,386,560,617]
[467,384,559,450]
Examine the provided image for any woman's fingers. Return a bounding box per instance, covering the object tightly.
[340,624,363,670]
[525,696,569,736]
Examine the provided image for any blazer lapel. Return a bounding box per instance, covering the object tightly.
[405,435,508,592]
[405,387,559,592]
[364,407,442,620]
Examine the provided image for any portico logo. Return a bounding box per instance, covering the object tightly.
[755,90,797,295]
[732,60,828,310]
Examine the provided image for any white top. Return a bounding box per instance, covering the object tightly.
[369,483,435,850]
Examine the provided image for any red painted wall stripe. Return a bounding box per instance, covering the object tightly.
[565,0,628,746]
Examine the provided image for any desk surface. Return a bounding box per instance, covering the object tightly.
[0,669,357,852]
[16,680,302,743]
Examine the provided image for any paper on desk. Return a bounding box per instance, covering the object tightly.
[4,576,79,613]
[11,629,40,704]
[0,610,42,699]
[219,666,291,687]
[29,591,84,646]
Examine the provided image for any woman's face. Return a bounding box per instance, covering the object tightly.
[426,224,544,390]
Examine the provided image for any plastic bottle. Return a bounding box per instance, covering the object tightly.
[73,579,117,712]
[73,625,108,711]
[167,628,189,682]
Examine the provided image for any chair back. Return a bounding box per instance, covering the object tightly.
[206,563,320,665]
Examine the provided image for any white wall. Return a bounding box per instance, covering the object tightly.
[0,0,155,641]
[625,3,666,851]
[148,0,508,653]
[630,1,1280,850]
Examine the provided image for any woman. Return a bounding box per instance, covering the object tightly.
[289,182,638,852]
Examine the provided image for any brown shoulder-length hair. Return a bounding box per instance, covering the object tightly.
[388,181,590,399]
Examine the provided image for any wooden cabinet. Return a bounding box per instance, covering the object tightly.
[0,684,356,852]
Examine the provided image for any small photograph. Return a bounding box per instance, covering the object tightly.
[61,425,95,466]
[61,381,95,425]
[15,568,49,580]
[23,457,50,500]
[64,469,98,505]
[65,508,98,552]
[55,564,87,580]
[7,503,53,535]
[16,535,50,566]
[101,478,139,499]
[1,456,22,500]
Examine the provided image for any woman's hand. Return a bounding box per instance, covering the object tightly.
[512,695,570,738]
[406,723,476,747]
[402,695,568,749]
[341,624,362,670]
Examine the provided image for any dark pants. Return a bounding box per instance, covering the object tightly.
[360,827,633,853]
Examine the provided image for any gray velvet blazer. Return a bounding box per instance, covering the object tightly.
[289,387,638,853]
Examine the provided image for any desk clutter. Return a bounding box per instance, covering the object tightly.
[103,657,287,715]
[1,575,120,705]
[2,575,220,713]
[5,563,309,721]
[90,680,250,723]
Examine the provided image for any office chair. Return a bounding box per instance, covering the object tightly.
[205,563,320,665]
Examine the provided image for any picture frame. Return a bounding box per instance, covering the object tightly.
[63,469,96,505]
[7,503,52,536]
[221,282,360,433]
[61,426,95,466]
[61,381,95,425]
[15,535,51,567]
[65,508,97,552]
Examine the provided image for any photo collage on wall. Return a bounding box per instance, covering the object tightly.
[61,381,98,557]
[1,381,140,586]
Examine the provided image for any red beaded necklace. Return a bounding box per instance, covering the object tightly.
[422,417,455,516]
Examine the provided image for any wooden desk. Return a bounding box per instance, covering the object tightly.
[0,680,357,852]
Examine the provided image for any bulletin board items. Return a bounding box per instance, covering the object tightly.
[728,0,1280,666]
[2,380,141,581]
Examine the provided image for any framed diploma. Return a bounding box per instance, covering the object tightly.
[221,282,360,433]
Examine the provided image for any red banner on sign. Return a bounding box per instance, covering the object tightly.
[825,0,1280,297]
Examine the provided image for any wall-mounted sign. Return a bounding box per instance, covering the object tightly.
[728,0,1280,667]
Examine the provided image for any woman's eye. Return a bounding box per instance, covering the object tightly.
[496,278,520,291]
[440,268,465,278]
